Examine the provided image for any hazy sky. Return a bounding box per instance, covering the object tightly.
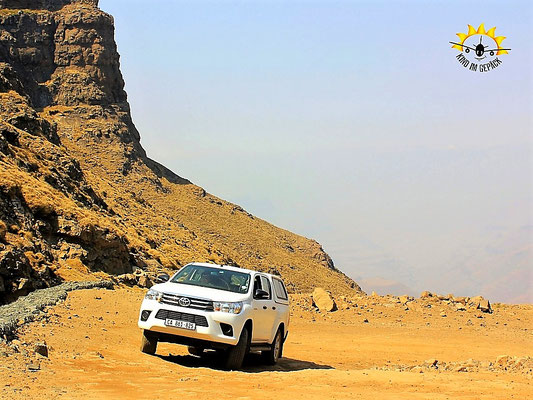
[100,0,532,301]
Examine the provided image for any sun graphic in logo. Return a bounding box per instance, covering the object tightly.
[450,24,511,62]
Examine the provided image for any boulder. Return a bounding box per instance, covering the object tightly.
[34,342,48,358]
[478,298,492,313]
[420,291,433,299]
[311,287,337,312]
[398,295,412,304]
[137,275,152,288]
[468,295,483,308]
[117,273,136,285]
[466,296,492,313]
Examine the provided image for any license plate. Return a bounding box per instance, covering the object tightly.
[165,319,196,330]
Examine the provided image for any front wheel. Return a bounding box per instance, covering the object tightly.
[262,328,283,365]
[224,327,249,370]
[140,330,158,355]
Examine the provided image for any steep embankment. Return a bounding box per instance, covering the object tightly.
[0,0,362,303]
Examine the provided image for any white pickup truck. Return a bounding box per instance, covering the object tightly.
[138,262,290,369]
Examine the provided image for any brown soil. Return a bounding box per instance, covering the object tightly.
[1,288,531,399]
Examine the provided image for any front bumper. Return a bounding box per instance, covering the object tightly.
[138,298,247,346]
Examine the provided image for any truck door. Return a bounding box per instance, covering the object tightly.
[250,274,277,342]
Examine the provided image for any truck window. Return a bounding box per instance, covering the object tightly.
[253,276,261,293]
[273,278,288,300]
[259,276,272,299]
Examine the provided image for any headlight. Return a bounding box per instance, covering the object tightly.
[213,301,243,314]
[145,289,162,301]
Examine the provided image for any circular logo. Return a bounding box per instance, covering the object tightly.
[178,297,191,307]
[449,24,511,72]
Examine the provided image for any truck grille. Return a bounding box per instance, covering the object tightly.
[160,293,214,311]
[155,309,209,327]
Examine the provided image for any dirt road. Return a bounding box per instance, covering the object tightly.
[1,287,531,399]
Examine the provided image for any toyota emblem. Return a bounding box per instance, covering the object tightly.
[178,297,191,307]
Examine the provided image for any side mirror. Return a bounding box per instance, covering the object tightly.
[155,273,170,283]
[254,289,269,300]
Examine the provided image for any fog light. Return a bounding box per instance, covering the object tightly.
[141,310,151,321]
[220,323,233,337]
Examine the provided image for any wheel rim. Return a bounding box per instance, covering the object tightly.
[273,332,281,361]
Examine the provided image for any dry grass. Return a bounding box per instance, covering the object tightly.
[1,90,360,296]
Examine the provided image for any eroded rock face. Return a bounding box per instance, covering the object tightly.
[0,2,125,108]
[0,1,136,302]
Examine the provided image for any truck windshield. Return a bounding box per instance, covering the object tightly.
[170,265,251,294]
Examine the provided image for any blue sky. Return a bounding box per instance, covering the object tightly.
[100,0,532,301]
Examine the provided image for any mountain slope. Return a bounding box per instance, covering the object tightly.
[0,0,362,303]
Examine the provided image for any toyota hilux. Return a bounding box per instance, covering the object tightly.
[138,262,290,369]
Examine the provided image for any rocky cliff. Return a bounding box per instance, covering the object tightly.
[0,0,362,303]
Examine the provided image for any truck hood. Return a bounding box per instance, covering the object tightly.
[151,282,250,302]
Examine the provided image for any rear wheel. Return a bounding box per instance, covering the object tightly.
[262,328,283,365]
[140,330,158,355]
[224,327,249,370]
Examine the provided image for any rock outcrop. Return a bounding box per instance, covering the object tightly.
[0,0,363,303]
[417,291,493,313]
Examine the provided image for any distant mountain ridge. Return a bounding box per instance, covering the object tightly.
[0,0,362,303]
[431,226,533,304]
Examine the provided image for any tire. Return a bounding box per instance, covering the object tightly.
[224,327,249,370]
[140,330,158,355]
[262,328,283,365]
[188,346,205,357]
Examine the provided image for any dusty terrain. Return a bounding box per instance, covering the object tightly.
[1,2,531,398]
[1,287,531,399]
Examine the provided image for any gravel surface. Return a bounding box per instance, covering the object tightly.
[0,281,114,339]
